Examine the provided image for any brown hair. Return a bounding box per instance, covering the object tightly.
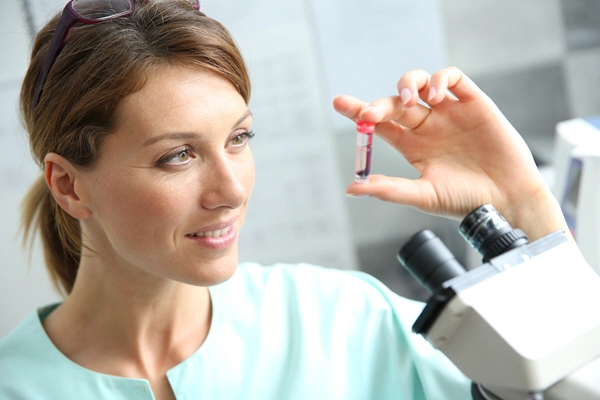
[20,0,251,296]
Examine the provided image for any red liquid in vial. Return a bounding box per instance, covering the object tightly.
[355,120,374,183]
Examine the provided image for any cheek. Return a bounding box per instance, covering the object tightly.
[88,172,188,240]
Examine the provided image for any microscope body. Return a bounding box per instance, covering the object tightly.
[399,205,600,399]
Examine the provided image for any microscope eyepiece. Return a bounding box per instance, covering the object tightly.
[459,204,528,262]
[397,229,467,293]
[398,204,529,295]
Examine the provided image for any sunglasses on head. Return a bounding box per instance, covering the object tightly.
[32,0,201,111]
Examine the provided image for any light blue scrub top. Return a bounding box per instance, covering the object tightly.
[0,263,471,399]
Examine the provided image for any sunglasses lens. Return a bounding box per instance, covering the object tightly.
[72,0,133,20]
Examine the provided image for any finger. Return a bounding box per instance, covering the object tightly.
[398,67,476,107]
[360,96,431,130]
[333,94,370,121]
[396,69,431,107]
[397,69,438,107]
[428,66,481,104]
[345,174,432,209]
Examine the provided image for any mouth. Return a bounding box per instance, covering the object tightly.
[187,226,232,238]
[186,223,237,250]
[185,217,239,249]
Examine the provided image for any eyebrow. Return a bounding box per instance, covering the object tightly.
[141,109,253,148]
[141,132,198,148]
[234,109,253,129]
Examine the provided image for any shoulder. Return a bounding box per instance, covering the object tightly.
[211,263,472,399]
[212,262,427,354]
[0,306,47,359]
[0,304,104,399]
[0,304,145,399]
[0,306,55,395]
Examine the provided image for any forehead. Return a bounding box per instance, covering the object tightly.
[113,65,246,135]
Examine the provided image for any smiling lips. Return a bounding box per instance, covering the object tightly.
[186,221,237,249]
[188,226,231,238]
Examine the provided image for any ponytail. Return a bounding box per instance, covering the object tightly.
[21,176,80,296]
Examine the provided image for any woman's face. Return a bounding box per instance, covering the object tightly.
[78,66,254,286]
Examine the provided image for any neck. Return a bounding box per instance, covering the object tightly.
[43,256,212,379]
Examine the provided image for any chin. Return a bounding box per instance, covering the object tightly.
[180,257,239,287]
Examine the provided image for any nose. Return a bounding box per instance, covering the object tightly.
[200,153,253,210]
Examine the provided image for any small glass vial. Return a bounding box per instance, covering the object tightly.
[355,120,375,183]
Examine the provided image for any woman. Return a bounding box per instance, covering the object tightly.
[0,0,568,399]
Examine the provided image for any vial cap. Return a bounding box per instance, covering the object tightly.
[356,120,375,134]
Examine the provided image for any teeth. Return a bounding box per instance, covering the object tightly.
[192,226,230,238]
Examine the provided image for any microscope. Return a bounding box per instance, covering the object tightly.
[397,204,600,400]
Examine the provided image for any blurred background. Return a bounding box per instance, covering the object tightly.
[1,0,600,336]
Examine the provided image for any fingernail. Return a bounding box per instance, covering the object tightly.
[346,193,370,198]
[400,88,412,105]
[427,87,437,102]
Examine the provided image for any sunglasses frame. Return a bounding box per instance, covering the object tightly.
[32,0,136,110]
[32,0,201,111]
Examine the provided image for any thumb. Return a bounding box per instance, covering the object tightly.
[345,174,427,207]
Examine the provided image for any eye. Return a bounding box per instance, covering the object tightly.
[229,130,255,147]
[231,134,245,146]
[159,147,194,166]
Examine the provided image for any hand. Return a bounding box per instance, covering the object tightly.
[333,66,567,240]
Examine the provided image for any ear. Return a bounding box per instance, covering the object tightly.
[44,152,92,220]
